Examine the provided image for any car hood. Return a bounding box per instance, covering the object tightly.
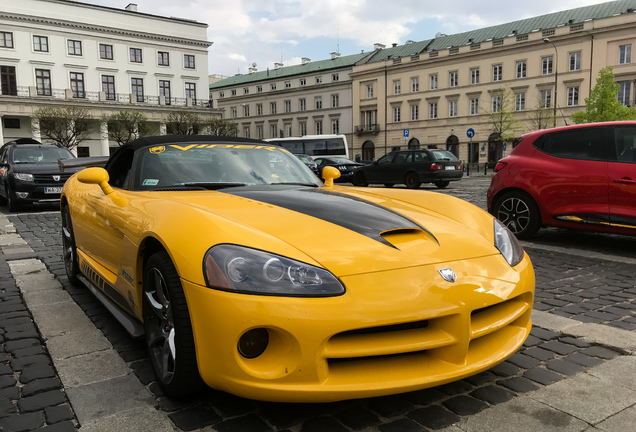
[147,186,499,277]
[11,162,79,175]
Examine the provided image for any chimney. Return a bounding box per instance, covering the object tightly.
[301,57,311,65]
[392,43,398,47]
[373,43,386,50]
[248,67,257,74]
[330,52,340,60]
[274,62,283,69]
[125,3,137,12]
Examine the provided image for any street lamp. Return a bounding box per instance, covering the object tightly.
[543,37,558,127]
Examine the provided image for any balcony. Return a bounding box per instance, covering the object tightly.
[355,124,381,135]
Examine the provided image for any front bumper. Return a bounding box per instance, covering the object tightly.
[184,253,534,402]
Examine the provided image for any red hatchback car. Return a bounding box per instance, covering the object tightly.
[487,121,636,239]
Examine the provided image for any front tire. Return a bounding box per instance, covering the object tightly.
[143,251,203,397]
[404,172,421,189]
[493,191,541,239]
[61,206,81,286]
[6,186,20,212]
[354,172,368,187]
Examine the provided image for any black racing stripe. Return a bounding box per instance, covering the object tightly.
[226,187,436,247]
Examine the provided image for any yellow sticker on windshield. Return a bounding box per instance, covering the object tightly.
[149,146,165,154]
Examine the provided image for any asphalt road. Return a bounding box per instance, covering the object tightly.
[0,175,635,431]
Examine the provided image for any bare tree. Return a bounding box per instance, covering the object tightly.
[483,88,523,144]
[166,109,201,135]
[33,106,93,150]
[102,110,154,145]
[527,95,555,131]
[205,117,238,137]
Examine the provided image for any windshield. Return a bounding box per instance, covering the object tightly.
[135,143,323,190]
[330,157,352,164]
[12,146,74,164]
[431,151,459,161]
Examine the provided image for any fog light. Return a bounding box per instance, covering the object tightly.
[16,192,29,198]
[238,328,269,359]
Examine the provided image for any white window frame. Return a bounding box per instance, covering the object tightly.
[569,52,581,71]
[469,98,479,115]
[542,56,553,75]
[492,64,502,82]
[567,86,579,106]
[430,74,438,90]
[470,68,479,85]
[516,60,527,78]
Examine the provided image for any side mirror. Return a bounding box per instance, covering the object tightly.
[321,166,341,187]
[78,167,114,195]
[373,160,379,165]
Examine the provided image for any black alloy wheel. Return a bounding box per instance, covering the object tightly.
[354,171,368,187]
[404,172,421,189]
[143,251,203,397]
[61,206,81,285]
[493,191,541,239]
[435,181,450,189]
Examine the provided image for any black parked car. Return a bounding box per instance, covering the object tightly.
[313,156,365,183]
[294,154,319,176]
[0,138,77,211]
[353,149,463,189]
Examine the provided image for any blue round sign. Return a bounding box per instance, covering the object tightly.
[467,128,475,138]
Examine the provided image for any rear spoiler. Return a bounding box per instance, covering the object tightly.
[58,156,110,172]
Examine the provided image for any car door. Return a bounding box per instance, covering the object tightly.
[388,152,411,183]
[608,125,636,229]
[364,153,395,183]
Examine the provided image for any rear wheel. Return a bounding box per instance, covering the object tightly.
[143,251,203,397]
[354,171,368,187]
[404,172,421,189]
[493,191,541,239]
[61,206,81,286]
[435,181,450,189]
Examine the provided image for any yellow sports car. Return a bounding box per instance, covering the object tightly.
[60,135,534,402]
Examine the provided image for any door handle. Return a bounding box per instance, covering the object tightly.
[613,177,636,184]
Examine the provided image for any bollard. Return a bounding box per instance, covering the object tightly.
[467,162,470,177]
[484,163,487,175]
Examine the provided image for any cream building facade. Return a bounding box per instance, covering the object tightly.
[0,0,220,156]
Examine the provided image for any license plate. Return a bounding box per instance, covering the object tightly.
[44,187,63,194]
[444,166,456,170]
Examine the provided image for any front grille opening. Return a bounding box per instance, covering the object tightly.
[337,320,429,337]
[328,348,429,365]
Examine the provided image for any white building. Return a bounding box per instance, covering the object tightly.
[0,0,221,156]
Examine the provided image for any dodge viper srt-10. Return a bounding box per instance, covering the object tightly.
[59,135,534,402]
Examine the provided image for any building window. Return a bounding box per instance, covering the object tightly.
[1,66,17,96]
[315,96,322,109]
[470,68,479,85]
[130,48,142,63]
[35,69,51,96]
[231,89,237,96]
[569,52,581,71]
[0,32,14,48]
[243,87,249,95]
[185,82,196,103]
[449,100,458,117]
[394,80,401,95]
[300,121,307,135]
[270,102,276,114]
[331,94,339,108]
[284,124,292,137]
[270,124,277,138]
[158,51,169,66]
[469,98,479,115]
[393,106,401,122]
[492,64,502,82]
[284,100,291,113]
[257,85,263,92]
[367,84,374,98]
[332,73,339,82]
[619,44,632,64]
[429,102,437,119]
[257,125,263,139]
[285,81,291,88]
[256,104,262,115]
[316,120,322,134]
[102,75,116,100]
[231,107,237,119]
[567,86,579,106]
[618,81,631,106]
[70,72,85,98]
[33,36,48,52]
[515,92,525,111]
[270,83,277,91]
[516,60,526,78]
[244,104,250,116]
[100,44,113,60]
[412,77,419,92]
[404,104,414,121]
[430,74,437,90]
[449,71,458,88]
[492,95,502,113]
[540,89,552,108]
[68,40,82,56]
[299,78,306,86]
[219,91,224,98]
[159,80,170,104]
[331,119,339,134]
[131,77,144,102]
[316,76,322,84]
[244,127,250,139]
[299,99,306,111]
[184,54,195,69]
[542,56,553,75]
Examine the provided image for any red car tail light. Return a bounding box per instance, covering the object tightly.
[494,162,507,172]
[430,164,443,170]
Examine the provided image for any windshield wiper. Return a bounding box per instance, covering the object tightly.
[177,182,247,190]
[270,182,320,187]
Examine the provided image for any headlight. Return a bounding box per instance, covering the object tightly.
[13,173,34,182]
[203,244,345,297]
[493,219,524,267]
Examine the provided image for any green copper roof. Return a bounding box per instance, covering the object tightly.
[209,52,371,89]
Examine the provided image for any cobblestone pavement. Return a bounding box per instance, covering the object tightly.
[1,176,635,431]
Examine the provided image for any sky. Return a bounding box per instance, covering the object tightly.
[81,0,614,77]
